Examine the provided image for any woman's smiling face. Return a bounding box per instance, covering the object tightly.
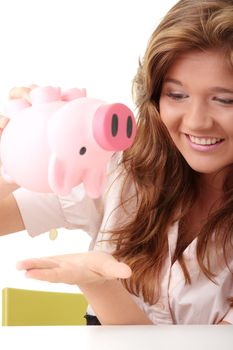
[159,49,233,175]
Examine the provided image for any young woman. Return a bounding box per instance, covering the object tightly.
[0,0,233,324]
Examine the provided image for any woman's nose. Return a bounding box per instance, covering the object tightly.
[183,100,214,131]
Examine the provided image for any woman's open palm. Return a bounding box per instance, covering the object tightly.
[16,251,132,285]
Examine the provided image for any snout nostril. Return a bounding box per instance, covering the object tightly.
[79,147,87,155]
[127,116,133,138]
[111,114,118,137]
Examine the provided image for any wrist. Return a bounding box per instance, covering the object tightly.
[0,176,19,200]
[78,279,153,325]
[78,279,108,291]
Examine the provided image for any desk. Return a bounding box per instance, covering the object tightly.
[0,325,232,350]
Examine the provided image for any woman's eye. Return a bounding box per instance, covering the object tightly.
[166,92,188,101]
[213,97,233,105]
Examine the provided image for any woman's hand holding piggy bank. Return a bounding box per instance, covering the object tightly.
[0,86,136,198]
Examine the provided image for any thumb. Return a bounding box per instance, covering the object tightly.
[102,260,132,280]
[0,115,9,130]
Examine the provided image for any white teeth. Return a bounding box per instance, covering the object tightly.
[189,135,222,145]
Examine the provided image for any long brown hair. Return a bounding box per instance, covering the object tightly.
[110,0,233,305]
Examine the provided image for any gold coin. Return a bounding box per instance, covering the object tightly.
[49,229,58,240]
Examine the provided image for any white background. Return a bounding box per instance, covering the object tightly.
[0,0,177,319]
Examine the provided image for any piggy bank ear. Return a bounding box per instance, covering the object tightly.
[48,154,68,195]
[5,99,31,119]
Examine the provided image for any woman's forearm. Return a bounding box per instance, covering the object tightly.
[0,176,25,235]
[79,279,153,325]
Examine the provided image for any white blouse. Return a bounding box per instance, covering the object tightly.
[13,155,233,324]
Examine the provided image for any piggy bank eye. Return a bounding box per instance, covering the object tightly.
[79,147,87,155]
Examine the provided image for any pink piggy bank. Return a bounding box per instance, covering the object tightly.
[0,86,136,198]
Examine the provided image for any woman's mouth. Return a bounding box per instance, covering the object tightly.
[186,134,225,151]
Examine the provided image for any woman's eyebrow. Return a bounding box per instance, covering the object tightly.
[164,78,233,94]
[163,78,183,86]
[209,87,233,94]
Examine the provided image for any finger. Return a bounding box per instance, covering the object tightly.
[29,84,38,89]
[25,268,61,283]
[8,85,38,104]
[25,265,107,285]
[9,87,31,100]
[93,261,132,280]
[0,116,9,129]
[16,258,59,271]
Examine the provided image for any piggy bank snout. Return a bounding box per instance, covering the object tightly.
[93,103,136,151]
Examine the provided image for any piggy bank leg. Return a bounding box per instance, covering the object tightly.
[83,169,106,199]
[48,154,84,196]
[48,155,67,195]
